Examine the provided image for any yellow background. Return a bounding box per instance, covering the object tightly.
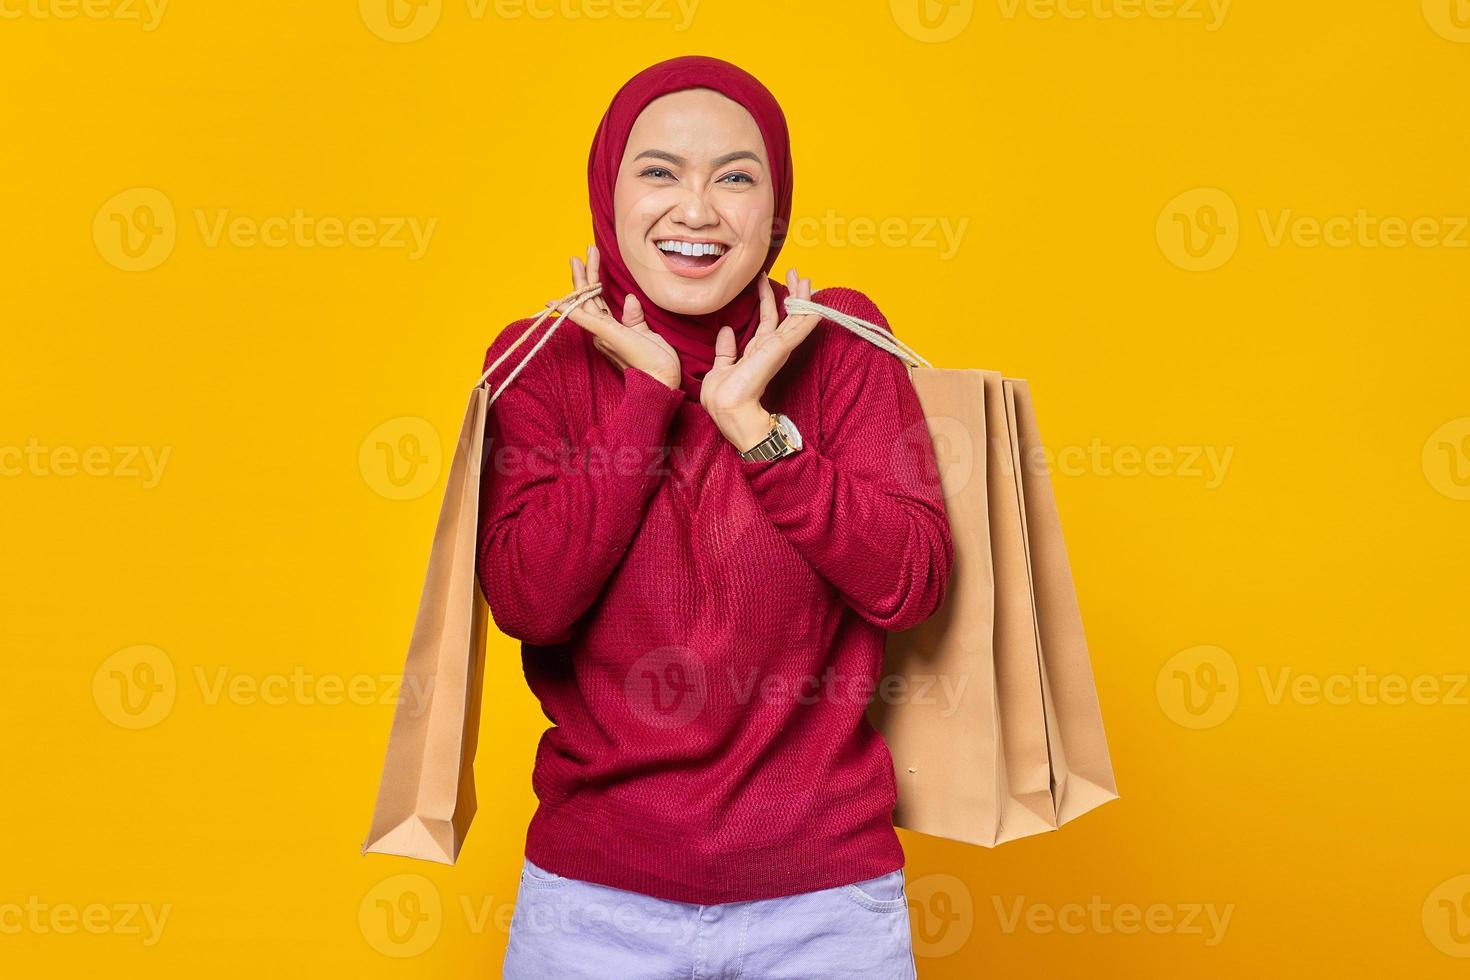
[3,0,1468,976]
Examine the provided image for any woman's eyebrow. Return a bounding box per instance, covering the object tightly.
[633,149,763,167]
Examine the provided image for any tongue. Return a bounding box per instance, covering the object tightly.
[663,249,719,268]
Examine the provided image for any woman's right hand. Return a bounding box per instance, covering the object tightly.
[550,245,682,391]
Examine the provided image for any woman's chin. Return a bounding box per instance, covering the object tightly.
[643,276,741,316]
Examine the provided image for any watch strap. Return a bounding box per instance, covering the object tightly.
[740,415,794,461]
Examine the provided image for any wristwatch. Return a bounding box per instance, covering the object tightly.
[739,412,803,462]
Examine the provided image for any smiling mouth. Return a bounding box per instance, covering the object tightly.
[653,238,730,278]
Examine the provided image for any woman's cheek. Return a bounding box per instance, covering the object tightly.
[729,215,774,273]
[730,202,777,257]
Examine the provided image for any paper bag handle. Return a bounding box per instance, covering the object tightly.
[782,297,934,370]
[477,284,606,405]
[477,285,934,407]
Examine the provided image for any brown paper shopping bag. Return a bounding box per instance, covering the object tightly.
[863,366,1006,845]
[788,298,1119,848]
[364,283,1117,863]
[983,369,1059,841]
[362,286,603,864]
[360,386,490,864]
[1005,378,1120,827]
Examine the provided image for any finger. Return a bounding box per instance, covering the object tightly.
[563,301,612,339]
[585,245,611,315]
[786,311,822,346]
[558,275,615,323]
[567,255,604,314]
[754,276,778,337]
[711,325,737,368]
[784,267,811,303]
[777,269,815,334]
[621,294,647,330]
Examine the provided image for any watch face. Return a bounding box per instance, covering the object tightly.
[776,414,802,450]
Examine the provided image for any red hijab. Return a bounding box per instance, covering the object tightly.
[587,56,793,401]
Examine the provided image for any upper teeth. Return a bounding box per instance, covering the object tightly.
[657,240,727,257]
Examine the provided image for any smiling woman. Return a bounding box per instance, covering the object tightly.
[615,93,773,297]
[479,55,950,980]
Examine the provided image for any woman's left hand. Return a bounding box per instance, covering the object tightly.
[701,268,822,453]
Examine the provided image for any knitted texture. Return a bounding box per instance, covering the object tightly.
[477,285,955,904]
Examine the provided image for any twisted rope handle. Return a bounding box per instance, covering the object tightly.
[477,284,604,405]
[478,286,933,407]
[783,297,934,369]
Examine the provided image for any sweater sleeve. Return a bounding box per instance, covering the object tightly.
[735,288,954,632]
[477,339,686,646]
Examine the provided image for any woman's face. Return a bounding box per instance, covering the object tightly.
[613,88,775,315]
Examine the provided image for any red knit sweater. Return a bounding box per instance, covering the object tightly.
[476,286,954,905]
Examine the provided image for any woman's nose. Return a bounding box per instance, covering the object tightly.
[670,190,719,229]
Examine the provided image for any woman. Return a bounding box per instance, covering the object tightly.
[477,55,954,979]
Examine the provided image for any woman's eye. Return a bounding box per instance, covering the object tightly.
[637,166,752,184]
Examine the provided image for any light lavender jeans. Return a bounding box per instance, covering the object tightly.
[502,857,918,979]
